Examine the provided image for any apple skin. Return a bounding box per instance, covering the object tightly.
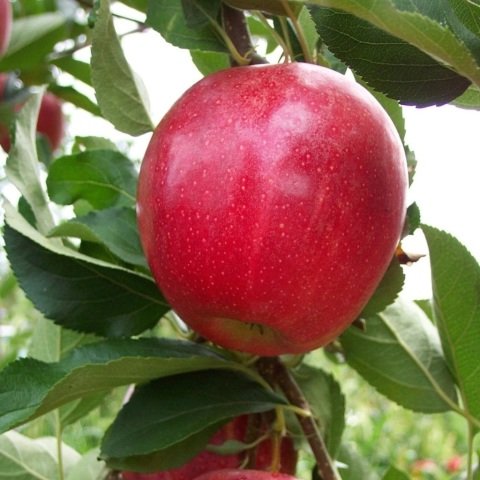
[137,62,408,356]
[121,418,243,480]
[0,74,65,152]
[0,0,12,57]
[193,470,299,480]
[122,415,297,479]
[35,90,65,151]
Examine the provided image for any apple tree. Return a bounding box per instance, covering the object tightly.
[0,1,479,479]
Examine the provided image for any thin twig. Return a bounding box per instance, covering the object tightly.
[256,357,341,480]
[221,3,268,66]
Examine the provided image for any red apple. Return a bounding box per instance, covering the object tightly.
[35,90,65,151]
[253,435,296,475]
[193,469,299,480]
[411,458,437,475]
[122,415,297,479]
[445,455,462,473]
[0,0,12,57]
[0,74,65,152]
[137,62,407,356]
[121,417,244,480]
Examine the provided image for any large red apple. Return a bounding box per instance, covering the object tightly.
[122,414,297,479]
[193,470,299,480]
[0,74,65,152]
[137,62,407,356]
[0,0,12,57]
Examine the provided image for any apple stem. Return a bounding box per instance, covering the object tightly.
[270,406,287,472]
[256,357,341,480]
[221,3,268,66]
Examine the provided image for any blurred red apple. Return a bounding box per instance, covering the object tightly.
[122,414,297,479]
[411,458,437,475]
[0,74,65,152]
[193,469,299,480]
[137,62,407,356]
[445,455,462,473]
[0,0,12,56]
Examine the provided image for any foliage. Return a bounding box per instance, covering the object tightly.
[0,1,479,479]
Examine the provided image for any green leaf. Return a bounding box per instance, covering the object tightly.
[382,466,410,480]
[293,364,345,457]
[190,50,230,76]
[100,369,286,472]
[46,149,137,210]
[448,1,480,38]
[181,0,222,29]
[273,16,305,62]
[90,0,154,135]
[309,5,471,106]
[362,83,406,141]
[29,317,95,363]
[5,89,56,235]
[72,136,118,152]
[405,202,421,234]
[322,442,379,480]
[59,393,106,427]
[415,299,434,321]
[51,57,93,86]
[4,221,167,337]
[444,1,480,65]
[305,0,480,93]
[0,337,250,433]
[340,297,458,413]
[117,0,148,12]
[206,439,249,456]
[28,318,103,427]
[360,259,404,318]
[298,5,320,60]
[147,0,227,53]
[0,431,80,480]
[48,207,148,269]
[248,15,279,54]
[452,85,480,109]
[423,225,480,428]
[65,449,108,480]
[50,85,101,117]
[0,13,67,71]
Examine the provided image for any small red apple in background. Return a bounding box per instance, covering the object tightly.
[193,469,299,480]
[122,414,297,479]
[411,458,437,475]
[0,0,12,57]
[137,62,407,356]
[445,455,462,473]
[0,73,65,152]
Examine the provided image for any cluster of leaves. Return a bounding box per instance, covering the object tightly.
[1,1,480,479]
